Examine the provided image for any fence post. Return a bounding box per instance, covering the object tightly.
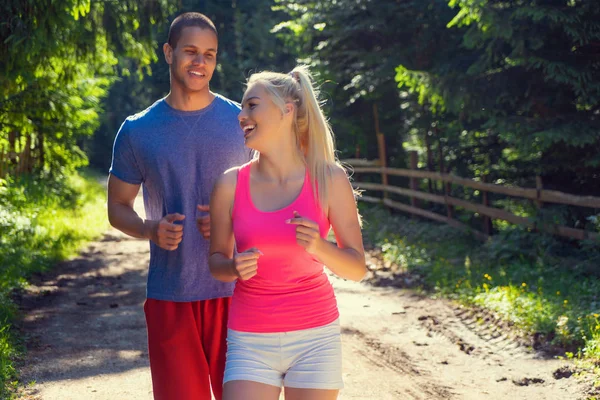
[438,137,453,220]
[437,131,444,194]
[409,150,419,209]
[535,176,544,209]
[442,165,454,220]
[425,130,434,193]
[481,175,492,235]
[373,104,388,202]
[532,175,544,234]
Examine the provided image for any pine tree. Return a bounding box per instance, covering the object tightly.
[400,0,600,194]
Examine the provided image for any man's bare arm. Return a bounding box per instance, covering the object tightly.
[107,174,184,250]
[107,174,147,238]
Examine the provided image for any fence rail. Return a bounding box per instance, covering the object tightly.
[343,156,600,242]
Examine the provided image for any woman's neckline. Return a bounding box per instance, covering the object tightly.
[246,163,308,214]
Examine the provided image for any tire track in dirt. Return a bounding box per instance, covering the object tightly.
[341,327,453,399]
[418,308,527,362]
[333,268,593,400]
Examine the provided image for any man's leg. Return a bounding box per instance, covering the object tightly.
[145,299,211,400]
[198,296,231,400]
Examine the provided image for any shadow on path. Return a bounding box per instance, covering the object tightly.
[16,232,152,386]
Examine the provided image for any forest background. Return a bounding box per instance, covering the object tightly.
[1,0,599,397]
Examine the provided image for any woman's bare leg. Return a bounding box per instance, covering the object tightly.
[223,380,281,400]
[284,387,339,400]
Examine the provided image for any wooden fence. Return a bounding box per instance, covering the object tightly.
[342,154,600,242]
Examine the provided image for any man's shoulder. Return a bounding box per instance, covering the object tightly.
[125,99,165,125]
[116,99,167,141]
[213,93,242,113]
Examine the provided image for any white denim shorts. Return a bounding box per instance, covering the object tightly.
[223,319,344,390]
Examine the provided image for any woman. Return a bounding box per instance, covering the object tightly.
[209,65,366,400]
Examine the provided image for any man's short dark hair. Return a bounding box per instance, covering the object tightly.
[168,12,218,48]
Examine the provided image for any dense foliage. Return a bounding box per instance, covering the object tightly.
[1,0,176,174]
[6,0,598,199]
[275,0,600,187]
[0,172,107,397]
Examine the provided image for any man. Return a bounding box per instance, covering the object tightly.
[107,12,251,400]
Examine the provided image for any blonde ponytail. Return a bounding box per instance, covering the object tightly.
[246,65,343,210]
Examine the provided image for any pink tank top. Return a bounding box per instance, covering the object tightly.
[229,162,339,332]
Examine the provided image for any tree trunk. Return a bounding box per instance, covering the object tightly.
[38,132,45,171]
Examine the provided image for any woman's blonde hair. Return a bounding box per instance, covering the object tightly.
[246,65,343,210]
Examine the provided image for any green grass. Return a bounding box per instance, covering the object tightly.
[361,205,600,361]
[0,170,108,398]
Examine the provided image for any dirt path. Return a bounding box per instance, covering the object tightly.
[15,201,593,399]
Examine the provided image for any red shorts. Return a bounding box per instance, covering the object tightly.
[144,297,231,400]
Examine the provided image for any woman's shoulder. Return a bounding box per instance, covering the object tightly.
[212,167,240,208]
[216,161,254,187]
[217,166,240,187]
[324,163,354,204]
[324,162,349,184]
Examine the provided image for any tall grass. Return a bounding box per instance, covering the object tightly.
[361,205,600,361]
[0,170,108,397]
